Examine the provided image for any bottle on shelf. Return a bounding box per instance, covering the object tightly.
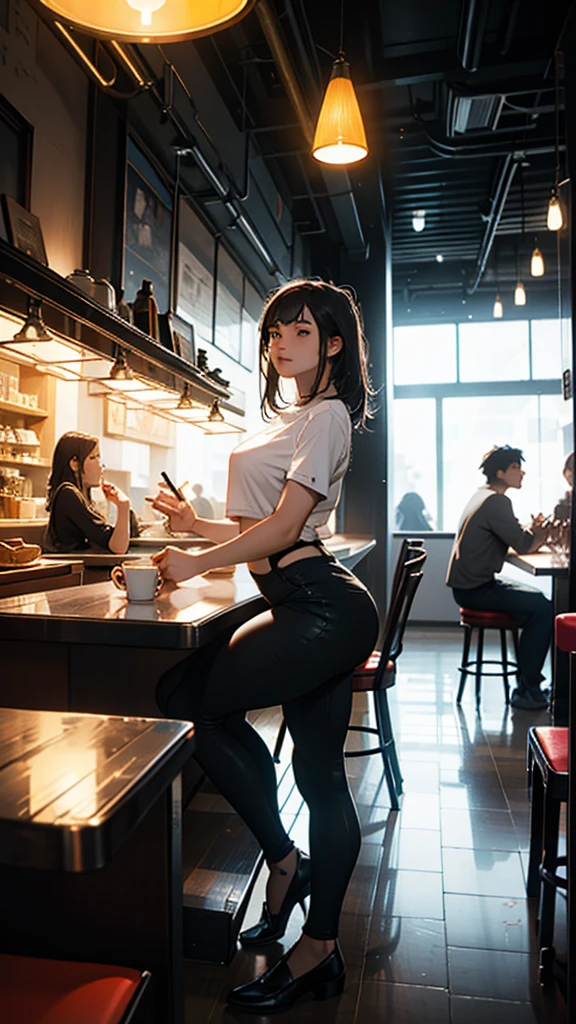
[132,280,160,341]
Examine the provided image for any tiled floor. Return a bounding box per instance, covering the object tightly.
[184,627,567,1023]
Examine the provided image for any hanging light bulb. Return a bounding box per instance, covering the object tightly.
[547,188,563,231]
[412,210,426,233]
[312,56,368,165]
[493,295,503,319]
[125,0,165,27]
[514,282,527,306]
[530,247,545,277]
[36,1,255,42]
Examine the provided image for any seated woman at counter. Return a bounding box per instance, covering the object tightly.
[43,431,130,554]
[150,279,379,1015]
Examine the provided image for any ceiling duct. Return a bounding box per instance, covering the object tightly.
[447,90,505,135]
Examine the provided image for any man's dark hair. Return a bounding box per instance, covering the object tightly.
[479,445,524,483]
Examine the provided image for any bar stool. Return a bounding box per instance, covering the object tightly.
[0,954,152,1023]
[456,608,520,709]
[526,726,568,985]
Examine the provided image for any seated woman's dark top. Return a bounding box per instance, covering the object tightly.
[43,482,114,553]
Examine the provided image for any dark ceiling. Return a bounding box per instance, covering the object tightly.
[33,0,573,322]
[188,0,572,320]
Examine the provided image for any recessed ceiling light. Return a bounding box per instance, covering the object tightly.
[436,254,444,263]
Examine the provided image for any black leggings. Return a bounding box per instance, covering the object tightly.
[156,551,379,940]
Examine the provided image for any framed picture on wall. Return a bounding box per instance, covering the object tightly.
[2,195,48,265]
[172,313,196,366]
[123,138,172,313]
[0,94,33,244]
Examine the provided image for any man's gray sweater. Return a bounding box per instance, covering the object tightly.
[446,487,534,590]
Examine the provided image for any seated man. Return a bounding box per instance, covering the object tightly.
[446,445,552,711]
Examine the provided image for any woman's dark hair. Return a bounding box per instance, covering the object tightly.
[259,279,375,428]
[564,452,574,476]
[479,444,524,483]
[46,431,99,510]
[395,492,432,531]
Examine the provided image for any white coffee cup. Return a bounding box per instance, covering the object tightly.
[111,560,164,602]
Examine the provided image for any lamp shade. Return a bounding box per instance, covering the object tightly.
[514,281,526,306]
[35,1,255,42]
[547,192,563,231]
[530,247,545,277]
[493,295,503,319]
[312,58,368,165]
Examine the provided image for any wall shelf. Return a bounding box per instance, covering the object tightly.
[0,400,48,419]
[0,455,51,468]
[0,239,233,410]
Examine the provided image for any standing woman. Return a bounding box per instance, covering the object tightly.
[151,280,379,1014]
[44,431,130,554]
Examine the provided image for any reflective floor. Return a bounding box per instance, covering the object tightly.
[184,627,567,1023]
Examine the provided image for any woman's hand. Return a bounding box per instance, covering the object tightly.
[146,487,197,533]
[102,482,130,507]
[151,546,205,583]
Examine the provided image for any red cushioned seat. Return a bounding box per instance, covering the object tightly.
[555,612,576,652]
[534,726,568,774]
[460,607,520,630]
[352,652,394,692]
[0,954,142,1024]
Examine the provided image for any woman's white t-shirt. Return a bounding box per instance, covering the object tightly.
[226,397,351,541]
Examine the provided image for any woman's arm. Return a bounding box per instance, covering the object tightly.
[152,480,320,582]
[146,489,240,543]
[102,483,131,554]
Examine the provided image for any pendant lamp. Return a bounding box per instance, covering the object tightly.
[530,246,545,277]
[514,282,526,306]
[493,295,503,319]
[35,1,256,42]
[312,56,368,165]
[547,188,563,231]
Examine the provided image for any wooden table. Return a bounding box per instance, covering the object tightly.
[0,707,194,1024]
[0,558,83,598]
[506,548,569,723]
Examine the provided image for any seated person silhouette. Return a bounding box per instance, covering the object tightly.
[395,491,433,531]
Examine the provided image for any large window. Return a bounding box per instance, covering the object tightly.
[393,320,568,530]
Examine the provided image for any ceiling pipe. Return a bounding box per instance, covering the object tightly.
[255,0,367,258]
[255,0,314,143]
[467,153,519,294]
[457,0,490,73]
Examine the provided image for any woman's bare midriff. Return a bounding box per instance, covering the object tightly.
[238,517,323,575]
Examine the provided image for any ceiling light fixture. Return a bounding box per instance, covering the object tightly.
[125,0,165,27]
[11,297,52,343]
[547,188,563,231]
[412,209,426,232]
[109,350,134,381]
[436,254,444,263]
[530,245,545,277]
[514,282,526,306]
[514,169,527,307]
[493,294,503,319]
[312,1,368,166]
[36,1,255,43]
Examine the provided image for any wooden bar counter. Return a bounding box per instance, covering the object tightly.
[0,536,375,716]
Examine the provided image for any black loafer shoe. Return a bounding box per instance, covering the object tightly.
[227,941,345,1015]
[240,850,310,948]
